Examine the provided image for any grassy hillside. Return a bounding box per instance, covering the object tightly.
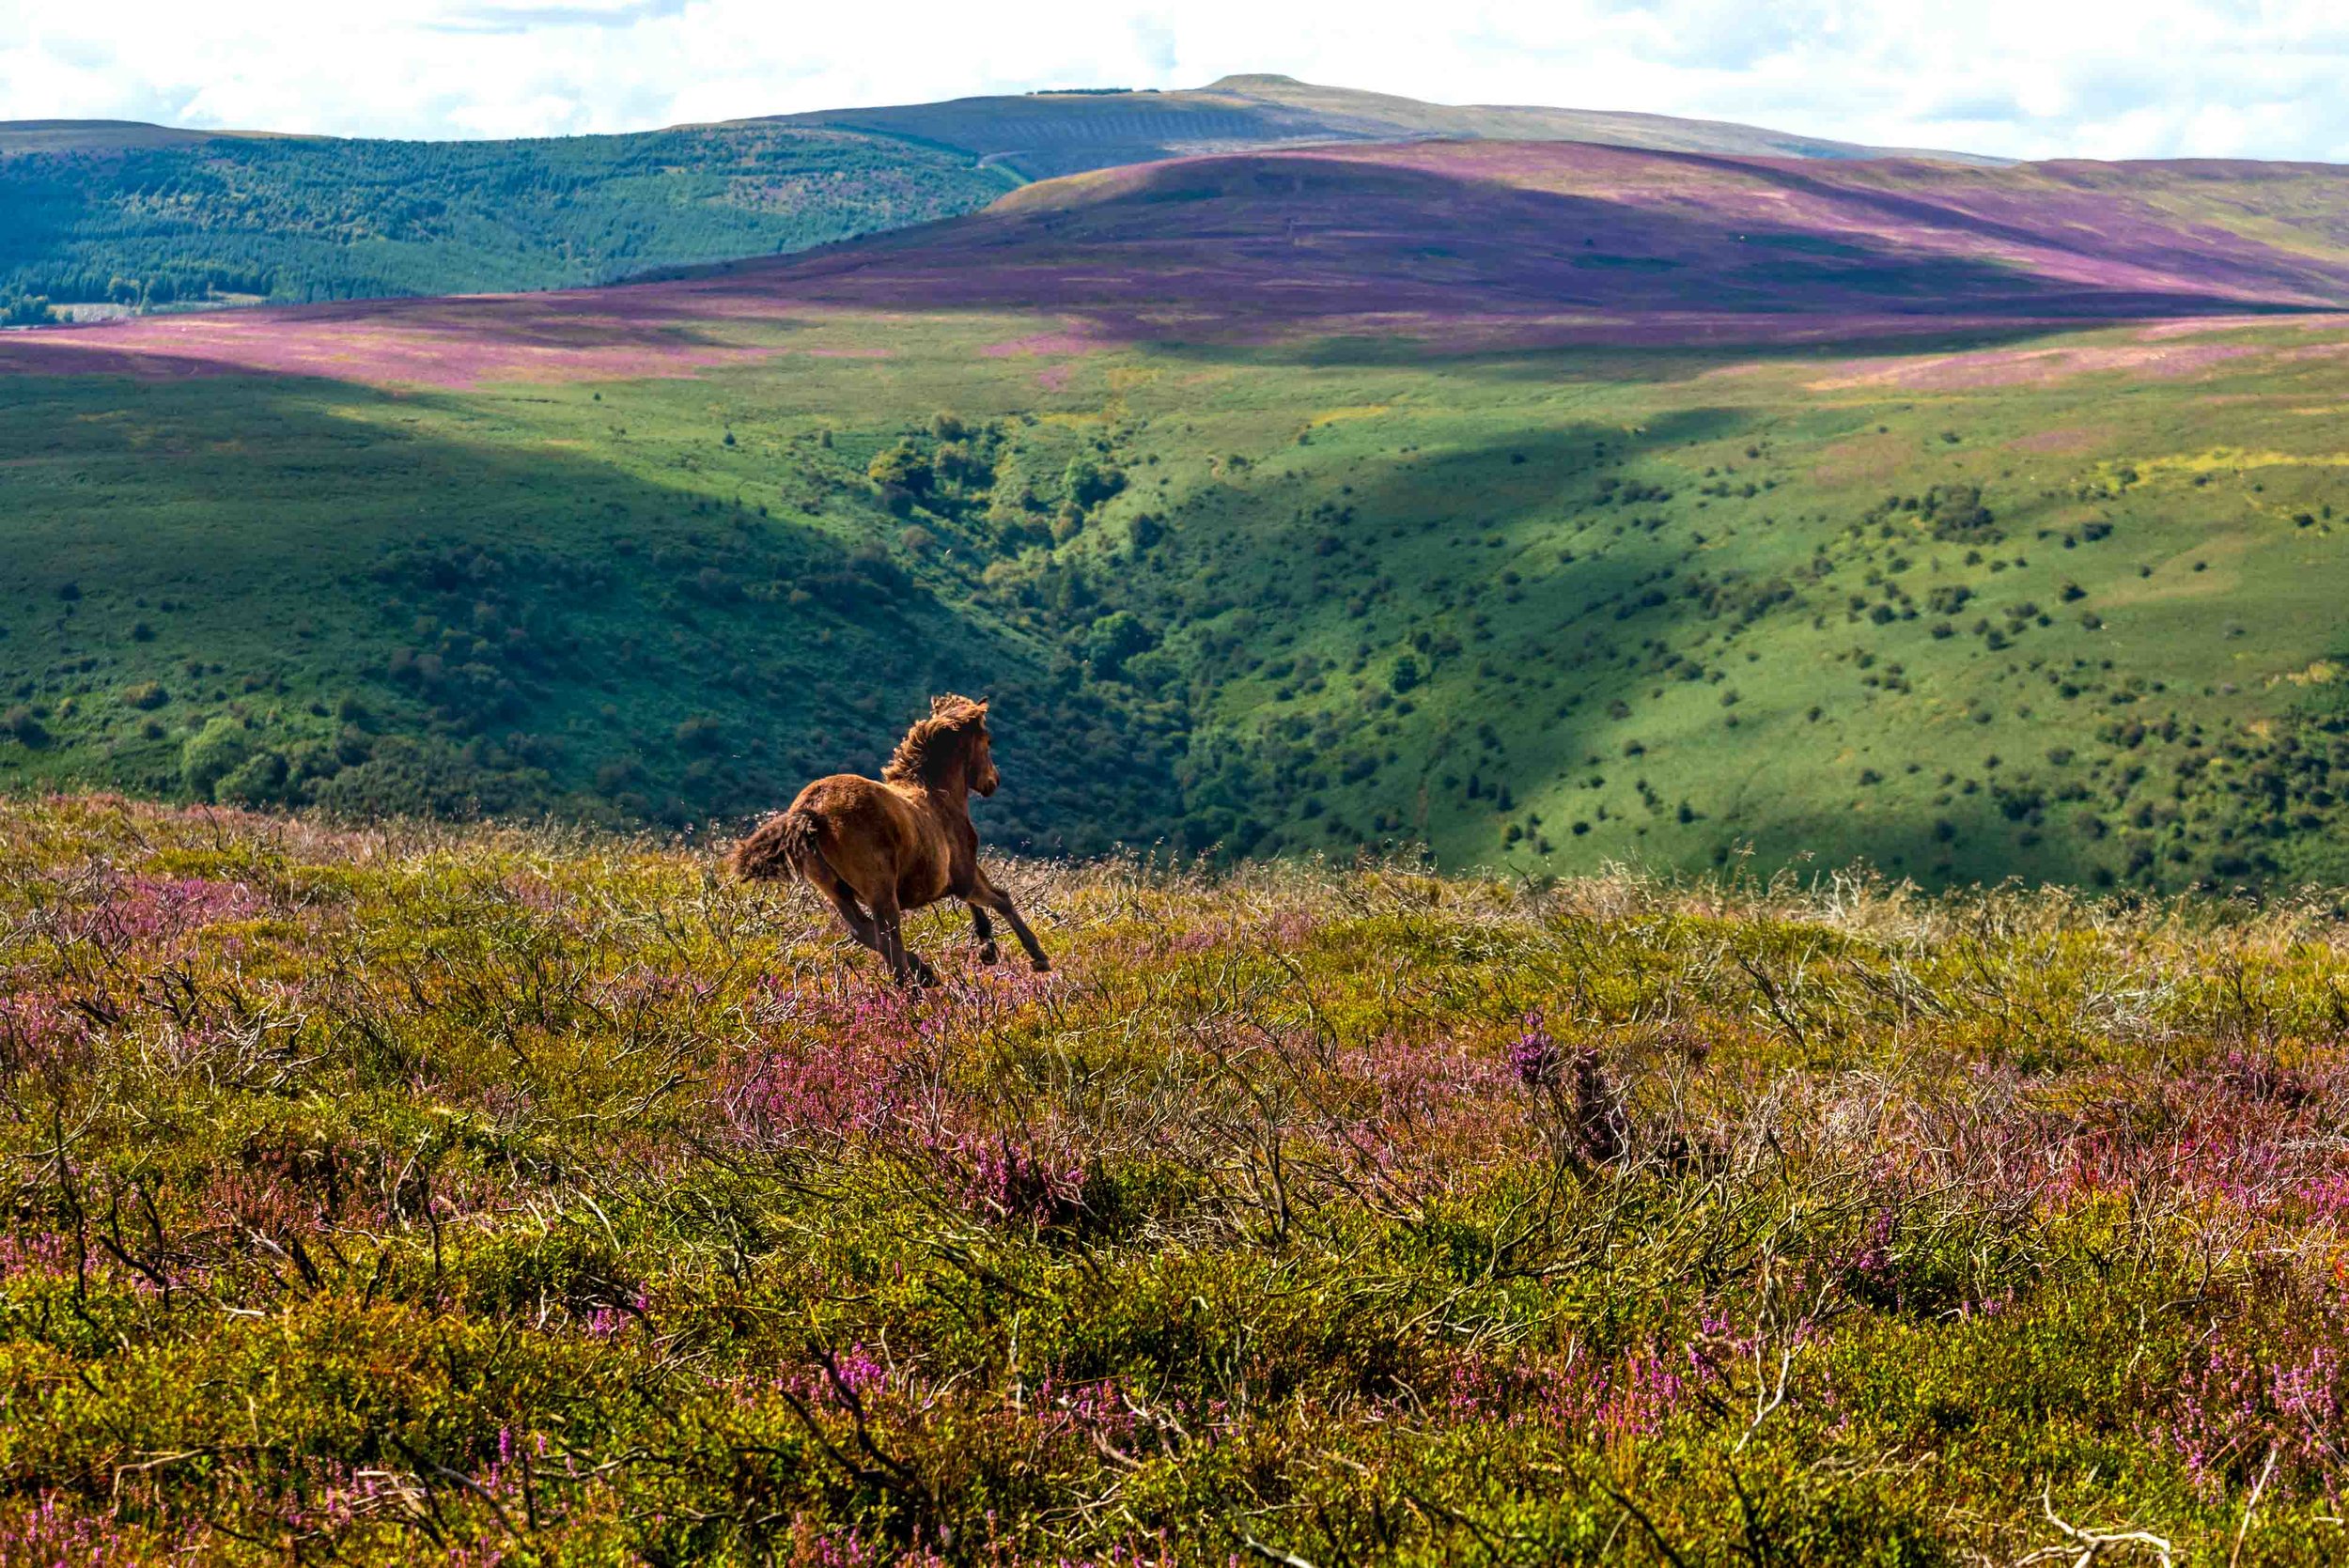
[3,145,2349,889]
[2,795,2348,1561]
[770,72,1994,179]
[0,123,1019,313]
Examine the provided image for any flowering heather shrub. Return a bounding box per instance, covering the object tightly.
[8,797,2349,1560]
[1509,1007,1560,1087]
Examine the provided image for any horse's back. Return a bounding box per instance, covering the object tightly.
[790,774,951,908]
[791,774,912,849]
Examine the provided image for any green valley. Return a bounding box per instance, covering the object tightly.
[6,302,2349,890]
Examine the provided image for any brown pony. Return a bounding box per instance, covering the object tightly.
[728,694,1049,986]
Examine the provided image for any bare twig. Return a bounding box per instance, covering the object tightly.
[2227,1445,2277,1568]
[2012,1481,2174,1567]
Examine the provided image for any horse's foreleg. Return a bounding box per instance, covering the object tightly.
[972,877,1050,972]
[967,904,999,965]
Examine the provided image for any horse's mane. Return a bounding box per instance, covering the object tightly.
[882,694,988,787]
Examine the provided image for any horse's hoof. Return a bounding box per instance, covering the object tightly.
[1030,956,1052,973]
[978,942,1000,965]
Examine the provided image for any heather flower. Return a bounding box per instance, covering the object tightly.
[1570,1046,1627,1163]
[1510,1008,1561,1088]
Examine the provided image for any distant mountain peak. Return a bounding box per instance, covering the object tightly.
[1203,74,1308,91]
[771,77,1997,179]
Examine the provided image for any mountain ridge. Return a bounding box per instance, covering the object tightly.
[761,72,2002,177]
[1,73,1993,167]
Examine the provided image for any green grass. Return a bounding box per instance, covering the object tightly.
[6,311,2349,888]
[2,794,2349,1561]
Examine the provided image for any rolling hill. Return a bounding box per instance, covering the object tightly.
[0,77,1983,318]
[0,121,1020,314]
[754,142,2349,334]
[769,71,1999,178]
[17,141,2348,378]
[4,140,2349,891]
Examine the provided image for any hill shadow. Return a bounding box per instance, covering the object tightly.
[0,359,2192,890]
[0,373,1178,850]
[1111,409,2130,886]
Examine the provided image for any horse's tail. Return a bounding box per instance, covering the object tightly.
[729,807,831,886]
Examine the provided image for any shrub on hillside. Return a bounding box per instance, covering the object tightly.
[867,441,932,496]
[308,736,541,818]
[1084,611,1153,680]
[215,749,290,807]
[1064,456,1125,509]
[179,717,253,800]
[1,706,46,746]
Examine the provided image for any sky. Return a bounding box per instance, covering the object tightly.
[6,0,2349,162]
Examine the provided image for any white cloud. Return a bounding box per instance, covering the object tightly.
[3,0,2346,161]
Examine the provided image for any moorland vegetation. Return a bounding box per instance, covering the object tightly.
[0,795,2345,1561]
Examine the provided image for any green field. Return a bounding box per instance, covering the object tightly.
[5,305,2349,888]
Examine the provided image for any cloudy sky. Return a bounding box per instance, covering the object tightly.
[8,0,2348,162]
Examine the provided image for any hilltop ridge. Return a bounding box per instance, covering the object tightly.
[767,71,1998,178]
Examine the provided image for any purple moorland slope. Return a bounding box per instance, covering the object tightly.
[6,139,2349,385]
[770,141,2349,339]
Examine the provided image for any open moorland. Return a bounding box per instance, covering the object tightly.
[0,73,1967,320]
[4,142,2349,888]
[2,795,2348,1562]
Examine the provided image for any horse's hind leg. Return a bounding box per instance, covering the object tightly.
[972,876,1049,972]
[817,878,887,961]
[967,904,999,965]
[869,892,935,988]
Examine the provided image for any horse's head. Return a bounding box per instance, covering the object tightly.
[927,693,997,797]
[887,694,1000,799]
[955,695,999,797]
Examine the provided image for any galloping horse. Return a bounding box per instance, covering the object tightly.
[728,694,1050,986]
